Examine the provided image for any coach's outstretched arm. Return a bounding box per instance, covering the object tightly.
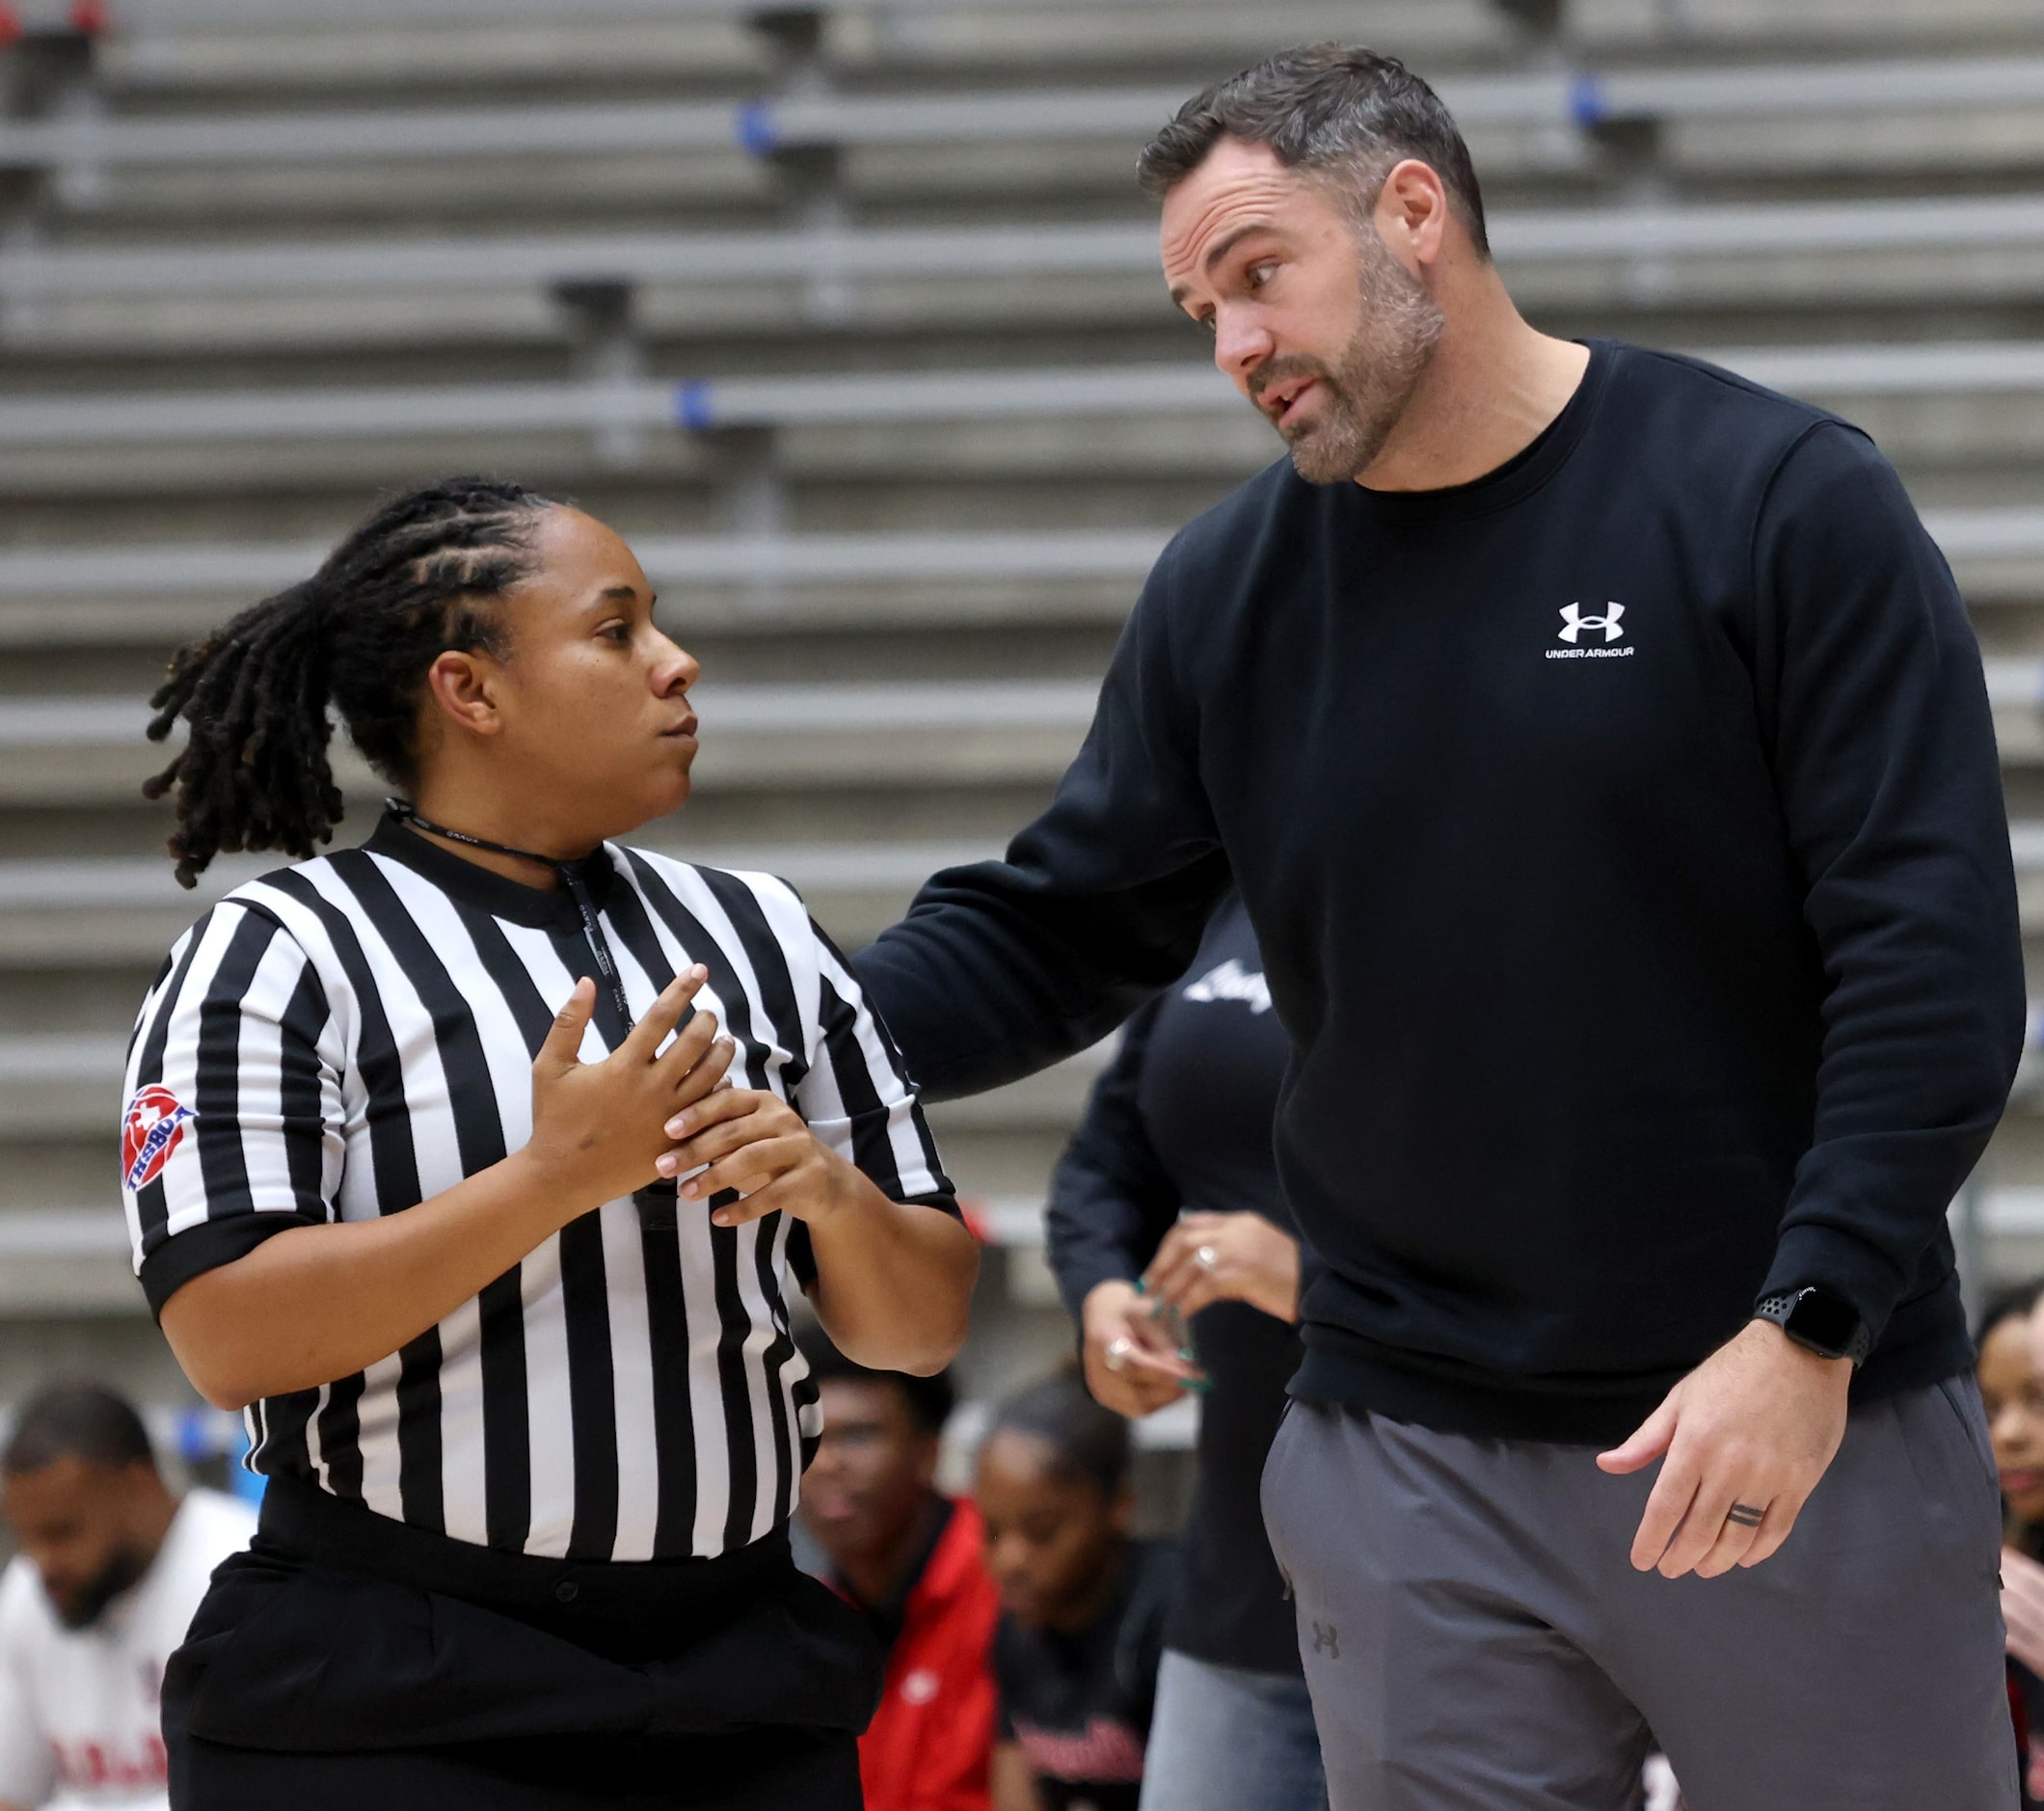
[855,548,1231,1098]
[1600,423,2028,1577]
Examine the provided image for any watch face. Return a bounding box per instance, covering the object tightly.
[1786,1288,1861,1354]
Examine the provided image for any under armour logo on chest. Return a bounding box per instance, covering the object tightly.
[1558,602,1626,644]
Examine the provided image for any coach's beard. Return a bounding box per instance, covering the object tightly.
[1265,231,1445,486]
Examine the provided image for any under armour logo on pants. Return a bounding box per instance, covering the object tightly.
[1310,1621,1340,1659]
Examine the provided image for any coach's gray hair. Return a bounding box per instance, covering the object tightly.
[1137,43,1491,259]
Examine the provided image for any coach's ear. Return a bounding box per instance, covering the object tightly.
[1373,156,1451,274]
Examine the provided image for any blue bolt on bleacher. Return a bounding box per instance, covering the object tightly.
[674,380,717,433]
[735,100,779,160]
[1568,72,1608,132]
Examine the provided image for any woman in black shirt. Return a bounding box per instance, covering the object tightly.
[1045,893,1324,1811]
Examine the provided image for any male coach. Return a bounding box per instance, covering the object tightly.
[853,43,2028,1810]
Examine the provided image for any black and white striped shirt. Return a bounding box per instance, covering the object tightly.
[120,813,956,1561]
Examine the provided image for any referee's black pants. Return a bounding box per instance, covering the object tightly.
[163,1477,879,1809]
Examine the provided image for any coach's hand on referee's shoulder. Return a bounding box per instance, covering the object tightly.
[524,966,737,1215]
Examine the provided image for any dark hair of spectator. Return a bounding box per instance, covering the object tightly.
[3,1382,156,1475]
[797,1322,956,1438]
[1977,1276,2044,1350]
[986,1366,1131,1499]
[143,475,565,888]
[1137,43,1490,258]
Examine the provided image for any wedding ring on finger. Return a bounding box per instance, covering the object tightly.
[1105,1336,1134,1372]
[1195,1244,1220,1272]
[1725,1501,1765,1529]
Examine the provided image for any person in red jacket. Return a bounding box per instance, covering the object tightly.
[798,1327,1000,1811]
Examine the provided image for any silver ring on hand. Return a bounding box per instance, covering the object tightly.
[1105,1336,1133,1372]
[1725,1501,1765,1529]
[1195,1244,1220,1272]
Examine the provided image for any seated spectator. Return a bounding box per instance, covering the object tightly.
[796,1328,999,1811]
[977,1371,1174,1811]
[0,1382,254,1811]
[1978,1280,2044,1807]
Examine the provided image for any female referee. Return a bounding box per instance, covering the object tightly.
[119,477,979,1810]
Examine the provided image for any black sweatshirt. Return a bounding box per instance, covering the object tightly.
[1047,894,1302,1674]
[856,338,2027,1443]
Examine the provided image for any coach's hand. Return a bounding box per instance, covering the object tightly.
[1081,1280,1199,1418]
[527,969,735,1212]
[1597,1317,1851,1579]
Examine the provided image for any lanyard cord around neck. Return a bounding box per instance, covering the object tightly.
[385,798,633,1031]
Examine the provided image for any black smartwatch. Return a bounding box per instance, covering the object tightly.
[1753,1286,1872,1366]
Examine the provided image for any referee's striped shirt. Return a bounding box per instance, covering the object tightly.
[119,812,957,1562]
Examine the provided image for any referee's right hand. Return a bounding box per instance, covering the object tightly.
[525,967,736,1213]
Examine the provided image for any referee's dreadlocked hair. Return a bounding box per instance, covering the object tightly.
[143,476,563,888]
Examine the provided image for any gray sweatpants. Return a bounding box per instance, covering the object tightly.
[1261,1380,2017,1810]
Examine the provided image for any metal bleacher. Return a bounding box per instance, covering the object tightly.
[5,0,2044,1426]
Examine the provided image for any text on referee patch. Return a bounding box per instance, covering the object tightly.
[122,1085,196,1191]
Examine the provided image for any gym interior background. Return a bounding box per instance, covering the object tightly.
[1,0,2042,1516]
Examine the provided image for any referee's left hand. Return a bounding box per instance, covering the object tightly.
[1596,1317,1851,1579]
[656,1090,858,1227]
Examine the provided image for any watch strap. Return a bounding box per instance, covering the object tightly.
[1754,1289,1872,1366]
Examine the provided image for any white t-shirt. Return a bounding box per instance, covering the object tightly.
[0,1490,255,1810]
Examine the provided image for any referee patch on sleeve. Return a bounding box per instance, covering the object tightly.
[122,1084,197,1192]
